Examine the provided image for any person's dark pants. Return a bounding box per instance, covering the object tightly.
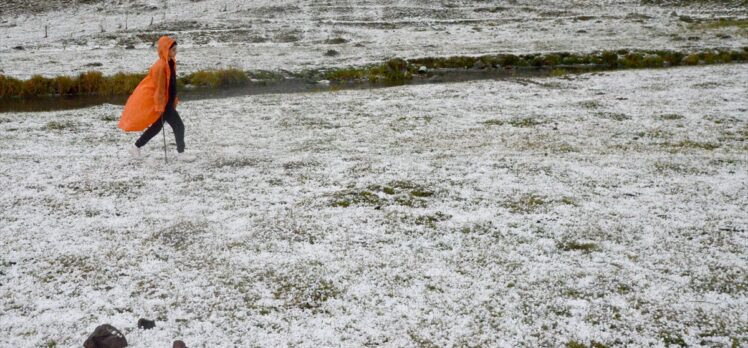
[135,107,185,153]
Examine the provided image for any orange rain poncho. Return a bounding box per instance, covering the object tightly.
[118,36,179,132]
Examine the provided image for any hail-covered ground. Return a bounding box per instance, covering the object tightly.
[1,0,748,79]
[0,63,746,347]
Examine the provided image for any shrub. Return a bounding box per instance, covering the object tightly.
[600,51,618,67]
[78,71,104,95]
[542,54,561,66]
[561,55,581,65]
[53,76,77,96]
[700,51,719,64]
[642,54,664,67]
[185,70,219,88]
[500,54,519,66]
[0,75,23,97]
[216,68,249,87]
[325,67,366,81]
[107,72,144,95]
[22,75,53,97]
[376,58,411,84]
[681,54,700,65]
[185,69,248,88]
[443,56,477,69]
[620,53,644,68]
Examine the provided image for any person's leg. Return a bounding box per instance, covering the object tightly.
[134,116,165,148]
[164,108,185,153]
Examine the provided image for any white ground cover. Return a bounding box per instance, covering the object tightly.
[1,0,747,79]
[0,64,746,346]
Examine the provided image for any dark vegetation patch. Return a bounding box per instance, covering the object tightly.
[213,157,264,168]
[566,341,609,348]
[414,212,451,228]
[670,140,720,151]
[325,38,348,44]
[45,120,77,131]
[331,181,437,208]
[558,241,600,253]
[658,113,684,120]
[691,18,748,30]
[505,194,547,213]
[596,112,632,121]
[482,117,544,127]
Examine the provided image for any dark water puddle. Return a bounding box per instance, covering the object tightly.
[0,66,602,113]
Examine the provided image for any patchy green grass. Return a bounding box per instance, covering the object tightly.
[654,162,708,175]
[482,119,506,126]
[693,18,748,30]
[559,241,600,253]
[414,212,451,228]
[566,341,610,348]
[266,270,342,311]
[213,157,263,168]
[658,113,684,120]
[510,118,544,127]
[580,100,602,109]
[482,118,543,127]
[331,190,385,208]
[505,194,547,213]
[332,181,438,208]
[44,120,76,131]
[410,190,434,198]
[100,114,117,122]
[596,112,631,121]
[671,140,720,151]
[660,332,687,347]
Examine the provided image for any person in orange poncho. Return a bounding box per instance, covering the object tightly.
[119,36,187,159]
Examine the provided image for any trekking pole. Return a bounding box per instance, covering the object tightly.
[161,112,168,164]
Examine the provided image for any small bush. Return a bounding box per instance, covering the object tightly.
[642,54,664,67]
[78,71,105,95]
[620,52,644,68]
[53,76,77,96]
[681,54,700,65]
[378,58,411,84]
[561,55,581,65]
[325,67,367,81]
[22,75,53,97]
[185,70,220,88]
[0,75,23,97]
[600,51,618,67]
[216,68,249,87]
[542,54,561,66]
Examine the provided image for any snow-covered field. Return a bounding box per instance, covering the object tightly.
[1,0,747,79]
[1,64,746,346]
